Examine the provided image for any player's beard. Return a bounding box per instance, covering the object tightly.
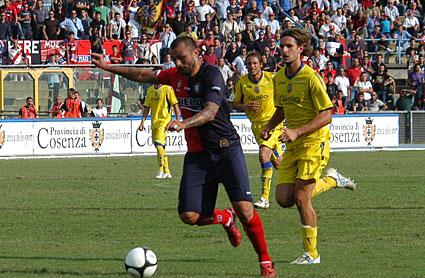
[177,58,196,76]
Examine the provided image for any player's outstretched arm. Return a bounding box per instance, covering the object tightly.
[92,53,157,84]
[261,107,285,140]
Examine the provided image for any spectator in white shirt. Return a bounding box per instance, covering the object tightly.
[403,11,420,36]
[91,98,108,117]
[334,67,351,104]
[254,11,267,32]
[384,1,399,23]
[218,57,234,83]
[196,0,215,23]
[267,12,280,34]
[355,72,374,103]
[222,13,239,41]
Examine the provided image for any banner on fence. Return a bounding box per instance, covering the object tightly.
[0,114,400,157]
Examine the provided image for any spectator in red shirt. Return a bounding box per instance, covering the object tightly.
[323,61,337,80]
[203,45,218,65]
[19,97,37,119]
[346,58,363,86]
[50,96,64,118]
[110,44,123,64]
[1,0,21,39]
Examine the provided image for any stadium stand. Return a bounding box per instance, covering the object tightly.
[0,0,424,117]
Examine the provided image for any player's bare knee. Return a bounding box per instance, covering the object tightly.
[233,201,253,223]
[179,212,200,225]
[276,195,294,208]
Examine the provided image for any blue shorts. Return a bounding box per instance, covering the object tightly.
[178,143,253,215]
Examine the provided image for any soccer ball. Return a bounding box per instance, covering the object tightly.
[124,247,158,278]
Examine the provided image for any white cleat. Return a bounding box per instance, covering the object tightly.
[290,252,320,265]
[254,197,270,209]
[324,167,357,191]
[163,173,172,179]
[155,171,166,179]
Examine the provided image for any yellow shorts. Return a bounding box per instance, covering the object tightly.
[152,127,167,146]
[252,122,283,152]
[277,140,330,184]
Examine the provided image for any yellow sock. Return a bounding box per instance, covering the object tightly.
[155,145,166,173]
[261,162,273,200]
[312,176,337,198]
[163,155,170,174]
[301,225,318,258]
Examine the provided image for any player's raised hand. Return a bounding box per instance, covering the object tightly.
[247,101,260,112]
[167,119,184,132]
[91,53,109,70]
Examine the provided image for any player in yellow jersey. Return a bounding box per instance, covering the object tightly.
[139,84,181,179]
[261,29,356,264]
[230,51,283,209]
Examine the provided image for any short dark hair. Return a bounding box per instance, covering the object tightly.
[170,36,197,51]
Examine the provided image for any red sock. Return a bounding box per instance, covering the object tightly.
[242,210,271,263]
[196,209,231,226]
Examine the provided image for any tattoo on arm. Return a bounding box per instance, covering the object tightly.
[182,102,219,129]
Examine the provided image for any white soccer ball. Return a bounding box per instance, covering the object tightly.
[124,247,158,278]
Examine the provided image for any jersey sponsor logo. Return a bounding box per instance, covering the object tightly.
[178,97,203,111]
[247,94,269,101]
[280,95,301,104]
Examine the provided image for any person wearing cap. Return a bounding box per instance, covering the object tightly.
[267,11,280,35]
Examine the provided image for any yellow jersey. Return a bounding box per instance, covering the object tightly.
[231,71,276,125]
[274,64,333,148]
[144,85,178,129]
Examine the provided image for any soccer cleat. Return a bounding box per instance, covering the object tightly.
[155,171,166,179]
[324,167,357,191]
[163,173,172,179]
[290,252,320,265]
[260,262,277,277]
[254,197,270,209]
[223,208,242,247]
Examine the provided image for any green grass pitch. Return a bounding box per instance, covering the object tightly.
[0,151,424,278]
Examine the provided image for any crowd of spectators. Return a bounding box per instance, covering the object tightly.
[1,0,425,112]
